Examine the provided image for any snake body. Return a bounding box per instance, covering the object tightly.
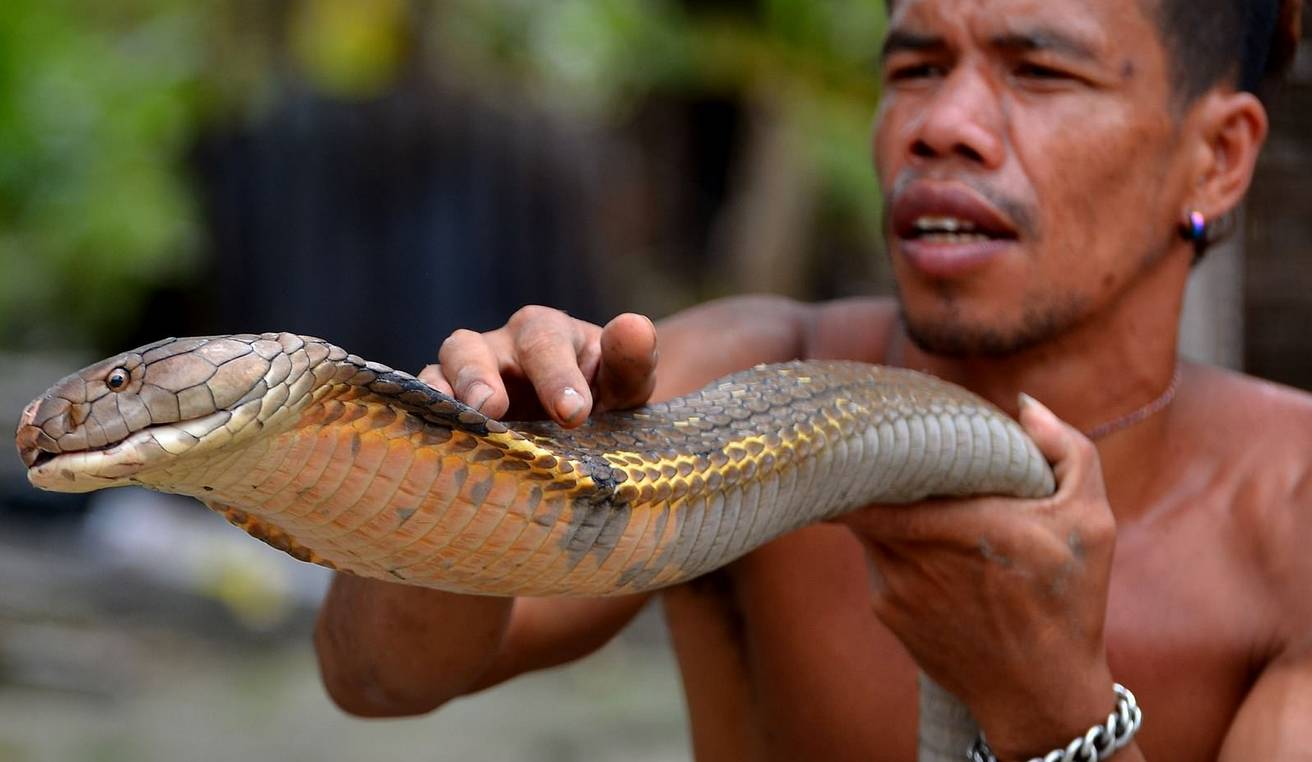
[16,332,1055,757]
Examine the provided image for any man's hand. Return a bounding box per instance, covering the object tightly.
[419,307,659,426]
[316,307,660,716]
[840,396,1135,759]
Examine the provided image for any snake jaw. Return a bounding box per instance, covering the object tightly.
[24,429,154,492]
[22,403,253,494]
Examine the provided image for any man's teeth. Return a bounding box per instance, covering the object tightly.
[919,232,991,243]
[912,216,990,242]
[914,215,976,232]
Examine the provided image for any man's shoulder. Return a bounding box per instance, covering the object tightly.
[1187,364,1312,460]
[1187,366,1312,619]
[806,296,900,362]
[1183,365,1312,501]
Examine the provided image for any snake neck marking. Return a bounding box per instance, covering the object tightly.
[18,333,1053,597]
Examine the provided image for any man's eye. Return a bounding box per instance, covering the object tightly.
[1015,63,1069,80]
[889,63,946,82]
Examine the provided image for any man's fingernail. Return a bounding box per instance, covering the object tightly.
[1018,393,1056,421]
[467,383,494,412]
[556,387,586,422]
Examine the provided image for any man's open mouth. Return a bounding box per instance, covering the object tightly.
[891,182,1021,244]
[904,215,1016,244]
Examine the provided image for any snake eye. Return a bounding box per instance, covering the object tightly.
[106,368,130,392]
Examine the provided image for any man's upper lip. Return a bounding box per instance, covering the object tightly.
[891,182,1018,239]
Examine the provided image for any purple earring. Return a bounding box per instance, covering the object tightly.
[1184,210,1207,242]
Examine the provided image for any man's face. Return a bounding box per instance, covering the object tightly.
[875,0,1188,356]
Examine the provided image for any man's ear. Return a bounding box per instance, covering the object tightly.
[1183,90,1269,219]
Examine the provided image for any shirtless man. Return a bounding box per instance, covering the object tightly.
[314,0,1312,759]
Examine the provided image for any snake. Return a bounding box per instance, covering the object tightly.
[15,331,1055,761]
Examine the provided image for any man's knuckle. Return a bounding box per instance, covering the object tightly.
[452,366,486,390]
[1087,512,1117,544]
[1072,435,1098,463]
[440,330,481,358]
[451,328,484,345]
[517,327,569,358]
[510,305,557,329]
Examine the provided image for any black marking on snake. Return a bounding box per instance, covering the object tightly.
[559,495,629,571]
[467,475,493,506]
[522,485,544,517]
[347,367,495,438]
[447,464,469,495]
[616,504,672,589]
[586,501,633,567]
[532,492,565,528]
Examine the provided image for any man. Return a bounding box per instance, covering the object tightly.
[314,0,1312,759]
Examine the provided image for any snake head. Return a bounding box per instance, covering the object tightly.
[17,333,343,494]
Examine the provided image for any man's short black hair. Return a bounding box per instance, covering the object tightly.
[1150,0,1292,104]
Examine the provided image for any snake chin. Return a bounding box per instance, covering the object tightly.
[27,448,143,493]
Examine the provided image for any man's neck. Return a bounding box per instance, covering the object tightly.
[895,250,1193,516]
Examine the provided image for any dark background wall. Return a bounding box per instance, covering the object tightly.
[1247,11,1312,389]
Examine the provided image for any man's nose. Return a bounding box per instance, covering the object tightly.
[907,67,1005,168]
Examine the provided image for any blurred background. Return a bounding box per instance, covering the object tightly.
[0,2,1307,761]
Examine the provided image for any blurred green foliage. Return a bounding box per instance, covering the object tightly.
[0,0,887,350]
[290,0,411,99]
[433,0,884,108]
[433,0,887,233]
[0,0,209,350]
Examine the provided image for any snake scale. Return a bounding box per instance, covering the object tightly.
[16,332,1056,760]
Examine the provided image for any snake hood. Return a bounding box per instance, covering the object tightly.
[17,333,385,493]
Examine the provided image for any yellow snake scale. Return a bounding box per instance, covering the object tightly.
[17,332,1054,757]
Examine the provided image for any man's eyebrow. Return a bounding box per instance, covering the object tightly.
[880,28,1100,63]
[989,30,1100,62]
[880,30,947,61]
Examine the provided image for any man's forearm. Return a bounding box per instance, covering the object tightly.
[314,574,512,717]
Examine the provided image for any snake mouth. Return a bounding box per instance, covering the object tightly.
[24,436,148,492]
[26,439,133,470]
[18,419,136,476]
[28,450,57,469]
[22,409,235,493]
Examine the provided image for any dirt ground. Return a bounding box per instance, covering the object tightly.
[0,523,689,762]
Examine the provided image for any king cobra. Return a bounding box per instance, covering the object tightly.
[16,332,1055,761]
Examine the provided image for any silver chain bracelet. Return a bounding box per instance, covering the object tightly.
[967,683,1142,762]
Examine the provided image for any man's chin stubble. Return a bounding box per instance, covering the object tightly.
[897,291,1091,358]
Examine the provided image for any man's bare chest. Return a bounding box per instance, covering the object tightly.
[664,513,1265,762]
